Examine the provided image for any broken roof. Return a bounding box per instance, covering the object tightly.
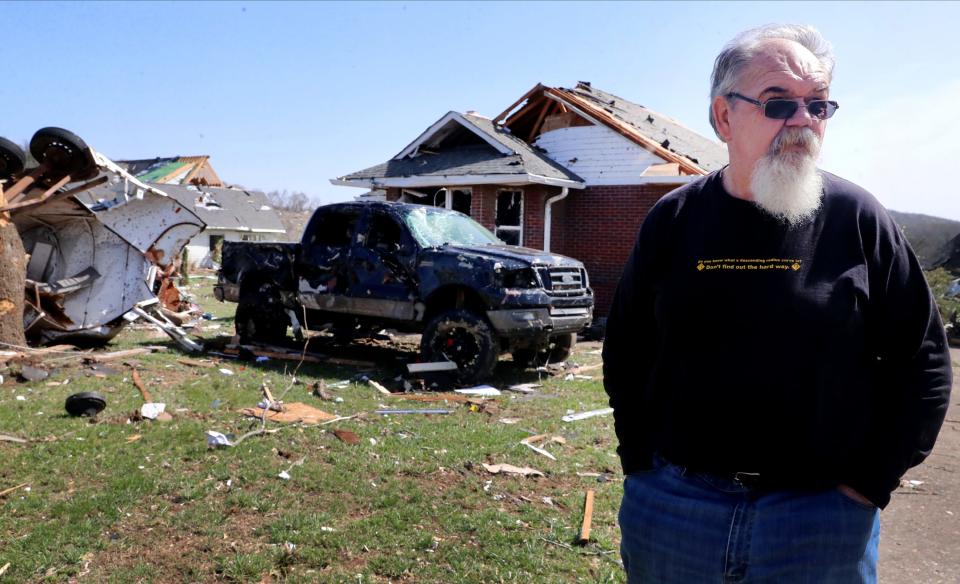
[498,82,728,174]
[117,156,224,187]
[157,184,285,233]
[333,111,584,189]
[85,182,285,234]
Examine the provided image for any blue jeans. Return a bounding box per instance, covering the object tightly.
[619,456,880,583]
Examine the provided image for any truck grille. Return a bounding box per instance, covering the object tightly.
[537,267,588,297]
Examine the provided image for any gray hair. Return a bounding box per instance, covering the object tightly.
[709,24,835,139]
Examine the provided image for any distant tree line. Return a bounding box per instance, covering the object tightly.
[258,189,318,212]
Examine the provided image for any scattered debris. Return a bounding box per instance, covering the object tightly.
[506,383,540,393]
[374,408,451,415]
[0,563,9,577]
[332,429,360,444]
[577,490,595,544]
[19,365,49,382]
[83,347,163,363]
[64,392,106,417]
[561,407,614,422]
[0,483,29,498]
[407,361,458,373]
[218,368,234,376]
[205,431,234,448]
[139,403,166,420]
[387,393,472,404]
[176,358,216,368]
[278,471,291,480]
[311,380,334,401]
[454,385,501,396]
[126,434,142,443]
[239,402,337,424]
[498,418,521,424]
[481,463,544,477]
[0,434,29,444]
[520,434,564,460]
[368,379,392,395]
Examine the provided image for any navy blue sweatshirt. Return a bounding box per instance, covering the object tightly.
[602,170,952,508]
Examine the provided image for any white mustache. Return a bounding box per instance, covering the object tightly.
[771,127,820,156]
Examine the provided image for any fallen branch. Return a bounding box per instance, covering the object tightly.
[538,536,616,557]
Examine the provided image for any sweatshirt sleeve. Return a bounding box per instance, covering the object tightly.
[602,200,669,475]
[845,213,953,508]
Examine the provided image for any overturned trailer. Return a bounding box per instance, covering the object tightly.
[0,128,206,348]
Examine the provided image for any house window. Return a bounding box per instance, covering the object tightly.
[495,190,523,246]
[432,188,472,215]
[240,233,264,242]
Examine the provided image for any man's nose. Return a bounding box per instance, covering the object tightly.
[784,102,816,127]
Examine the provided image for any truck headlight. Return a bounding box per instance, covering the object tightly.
[501,268,540,289]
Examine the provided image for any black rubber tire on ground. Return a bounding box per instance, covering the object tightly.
[512,332,576,368]
[0,137,26,182]
[235,284,288,344]
[420,309,499,384]
[547,332,576,363]
[30,127,99,182]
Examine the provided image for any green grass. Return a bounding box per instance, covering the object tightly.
[0,277,624,583]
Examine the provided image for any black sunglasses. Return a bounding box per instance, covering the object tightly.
[726,92,839,120]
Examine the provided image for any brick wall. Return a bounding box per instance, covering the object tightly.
[556,184,677,317]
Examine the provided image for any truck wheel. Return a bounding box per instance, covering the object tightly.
[235,285,287,344]
[421,309,499,384]
[547,332,576,363]
[512,333,576,368]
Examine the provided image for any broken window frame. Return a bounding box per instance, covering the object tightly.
[495,189,523,246]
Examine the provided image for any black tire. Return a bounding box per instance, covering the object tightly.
[235,283,288,344]
[0,137,26,181]
[512,333,576,368]
[30,127,98,182]
[420,309,499,384]
[547,332,576,363]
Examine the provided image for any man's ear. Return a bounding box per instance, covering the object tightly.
[712,95,733,143]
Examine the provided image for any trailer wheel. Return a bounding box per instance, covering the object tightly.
[0,137,26,182]
[420,309,498,384]
[235,284,288,344]
[30,127,98,182]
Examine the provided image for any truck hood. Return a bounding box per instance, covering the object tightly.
[441,244,583,269]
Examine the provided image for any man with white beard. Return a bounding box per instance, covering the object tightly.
[603,24,952,584]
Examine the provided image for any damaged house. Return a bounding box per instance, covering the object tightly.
[157,185,286,267]
[116,155,285,266]
[333,82,728,317]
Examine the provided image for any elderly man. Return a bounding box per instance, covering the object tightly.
[603,24,952,583]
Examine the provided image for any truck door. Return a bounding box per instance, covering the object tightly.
[297,206,361,312]
[345,210,419,321]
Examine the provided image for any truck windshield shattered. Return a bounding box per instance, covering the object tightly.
[403,206,501,247]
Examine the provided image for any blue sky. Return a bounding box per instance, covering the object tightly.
[3,1,959,220]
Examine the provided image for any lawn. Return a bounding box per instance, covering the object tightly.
[0,275,625,583]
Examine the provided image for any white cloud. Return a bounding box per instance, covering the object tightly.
[820,79,960,221]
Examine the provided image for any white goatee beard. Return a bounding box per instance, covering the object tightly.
[749,127,824,226]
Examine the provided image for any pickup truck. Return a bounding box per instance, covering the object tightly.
[214,201,593,382]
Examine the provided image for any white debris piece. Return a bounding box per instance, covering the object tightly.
[205,431,233,448]
[454,385,501,396]
[561,407,614,422]
[140,402,166,420]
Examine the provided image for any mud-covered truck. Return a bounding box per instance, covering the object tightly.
[215,201,593,382]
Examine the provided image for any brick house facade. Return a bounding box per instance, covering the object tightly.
[335,82,728,322]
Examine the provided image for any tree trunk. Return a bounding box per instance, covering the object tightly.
[0,186,26,348]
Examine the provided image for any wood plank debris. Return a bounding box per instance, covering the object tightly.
[561,407,614,422]
[332,429,360,444]
[368,379,392,395]
[83,347,161,363]
[0,434,29,444]
[374,408,451,415]
[387,393,472,404]
[407,361,458,373]
[481,463,544,477]
[0,483,29,498]
[578,490,595,544]
[239,402,337,424]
